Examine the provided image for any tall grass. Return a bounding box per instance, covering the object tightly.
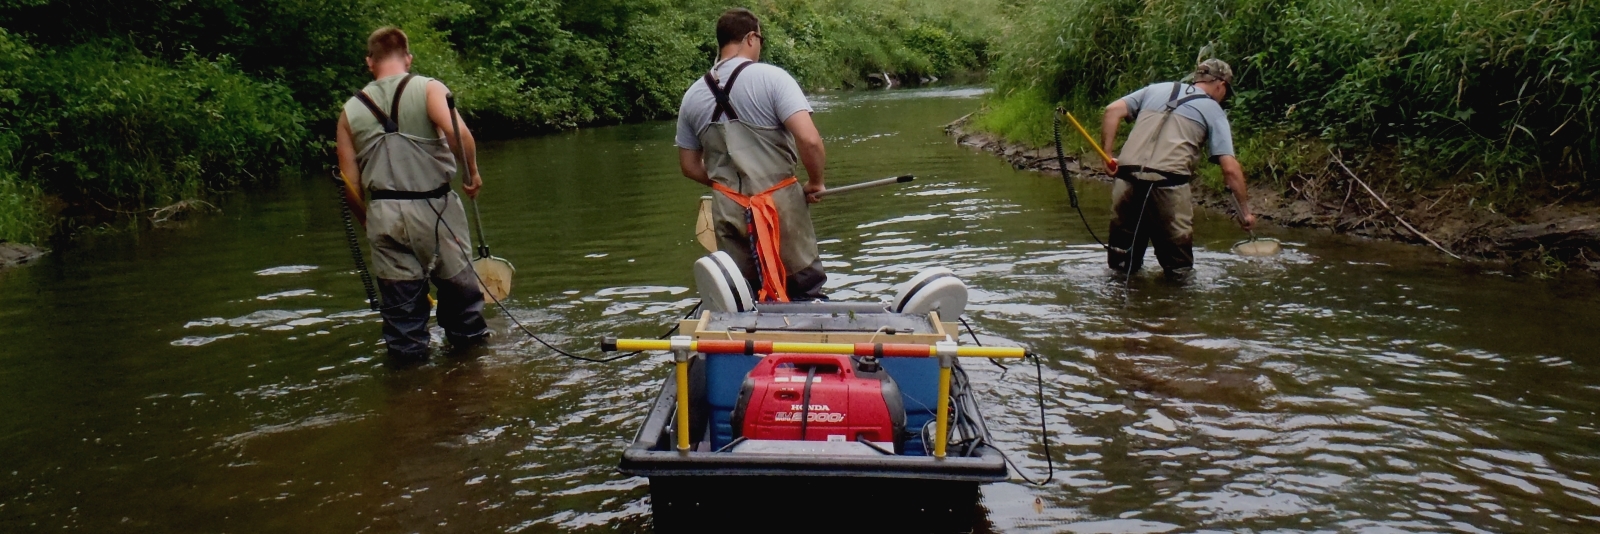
[980,0,1599,195]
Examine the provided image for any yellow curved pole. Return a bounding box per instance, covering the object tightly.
[1063,111,1114,165]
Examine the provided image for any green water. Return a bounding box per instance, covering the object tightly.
[2,88,1598,533]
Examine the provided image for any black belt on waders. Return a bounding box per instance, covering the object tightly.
[1116,166,1193,188]
[369,184,451,200]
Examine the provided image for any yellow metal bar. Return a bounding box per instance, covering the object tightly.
[957,346,1029,359]
[934,365,952,458]
[674,359,691,452]
[1064,111,1114,165]
[614,339,672,352]
[767,342,862,355]
[608,338,1025,359]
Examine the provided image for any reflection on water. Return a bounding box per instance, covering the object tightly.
[2,86,1598,532]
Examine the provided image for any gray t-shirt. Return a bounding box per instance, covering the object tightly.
[1120,82,1234,161]
[675,58,814,150]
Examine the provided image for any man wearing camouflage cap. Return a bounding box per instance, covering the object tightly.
[1099,59,1254,277]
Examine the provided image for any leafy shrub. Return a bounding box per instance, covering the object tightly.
[7,43,307,203]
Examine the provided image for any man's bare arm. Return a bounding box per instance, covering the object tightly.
[334,112,366,225]
[425,80,481,198]
[1101,100,1130,157]
[1100,100,1131,175]
[679,148,712,186]
[783,111,826,202]
[1219,155,1255,230]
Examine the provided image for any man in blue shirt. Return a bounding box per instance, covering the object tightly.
[1100,59,1254,277]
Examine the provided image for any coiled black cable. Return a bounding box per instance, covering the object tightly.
[334,176,379,311]
[1053,110,1108,249]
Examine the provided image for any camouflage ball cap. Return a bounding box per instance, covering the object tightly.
[1193,58,1233,84]
[1193,58,1234,100]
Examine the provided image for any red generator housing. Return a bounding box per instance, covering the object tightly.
[731,353,906,452]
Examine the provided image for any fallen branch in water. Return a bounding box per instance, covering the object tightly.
[150,199,219,226]
[1331,150,1463,260]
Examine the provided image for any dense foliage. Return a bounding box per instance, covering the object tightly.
[976,0,1598,196]
[0,0,997,243]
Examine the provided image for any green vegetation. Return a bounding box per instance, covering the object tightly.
[0,0,999,244]
[976,0,1598,199]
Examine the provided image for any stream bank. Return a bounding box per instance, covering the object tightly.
[946,117,1600,276]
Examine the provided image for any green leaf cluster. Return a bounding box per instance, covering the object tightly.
[0,0,1001,243]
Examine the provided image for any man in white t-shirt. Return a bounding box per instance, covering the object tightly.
[675,8,828,301]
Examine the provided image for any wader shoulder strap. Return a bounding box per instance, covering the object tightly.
[353,91,395,134]
[351,73,418,134]
[1163,82,1210,112]
[705,61,757,123]
[389,74,416,128]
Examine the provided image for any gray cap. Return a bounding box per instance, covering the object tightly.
[1193,58,1234,84]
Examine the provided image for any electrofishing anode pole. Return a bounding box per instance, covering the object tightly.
[445,93,491,260]
[811,174,915,198]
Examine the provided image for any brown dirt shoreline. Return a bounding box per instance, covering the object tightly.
[945,116,1600,276]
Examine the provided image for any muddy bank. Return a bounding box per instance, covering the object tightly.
[1,242,45,270]
[946,117,1600,275]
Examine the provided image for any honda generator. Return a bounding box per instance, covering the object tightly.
[731,353,906,452]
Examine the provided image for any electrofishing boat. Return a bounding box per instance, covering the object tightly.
[600,252,1034,526]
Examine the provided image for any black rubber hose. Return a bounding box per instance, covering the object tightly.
[799,366,817,440]
[335,176,379,311]
[1052,111,1081,209]
[1053,109,1109,249]
[1031,353,1055,484]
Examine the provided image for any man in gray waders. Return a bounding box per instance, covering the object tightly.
[334,27,488,360]
[1100,59,1255,277]
[675,8,828,301]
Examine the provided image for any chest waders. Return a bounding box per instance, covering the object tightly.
[347,74,488,359]
[698,61,822,302]
[1108,83,1209,279]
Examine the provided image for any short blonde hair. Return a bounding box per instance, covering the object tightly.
[367,26,409,60]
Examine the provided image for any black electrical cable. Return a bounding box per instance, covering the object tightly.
[419,99,687,364]
[997,352,1055,486]
[1122,183,1155,293]
[1053,110,1108,249]
[959,316,1008,371]
[799,365,817,440]
[425,198,686,363]
[333,175,379,311]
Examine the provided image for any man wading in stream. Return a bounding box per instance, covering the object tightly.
[676,8,829,301]
[1101,59,1255,277]
[335,27,488,360]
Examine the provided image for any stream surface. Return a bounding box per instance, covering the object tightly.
[3,87,1599,533]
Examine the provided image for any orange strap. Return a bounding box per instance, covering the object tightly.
[711,177,799,302]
